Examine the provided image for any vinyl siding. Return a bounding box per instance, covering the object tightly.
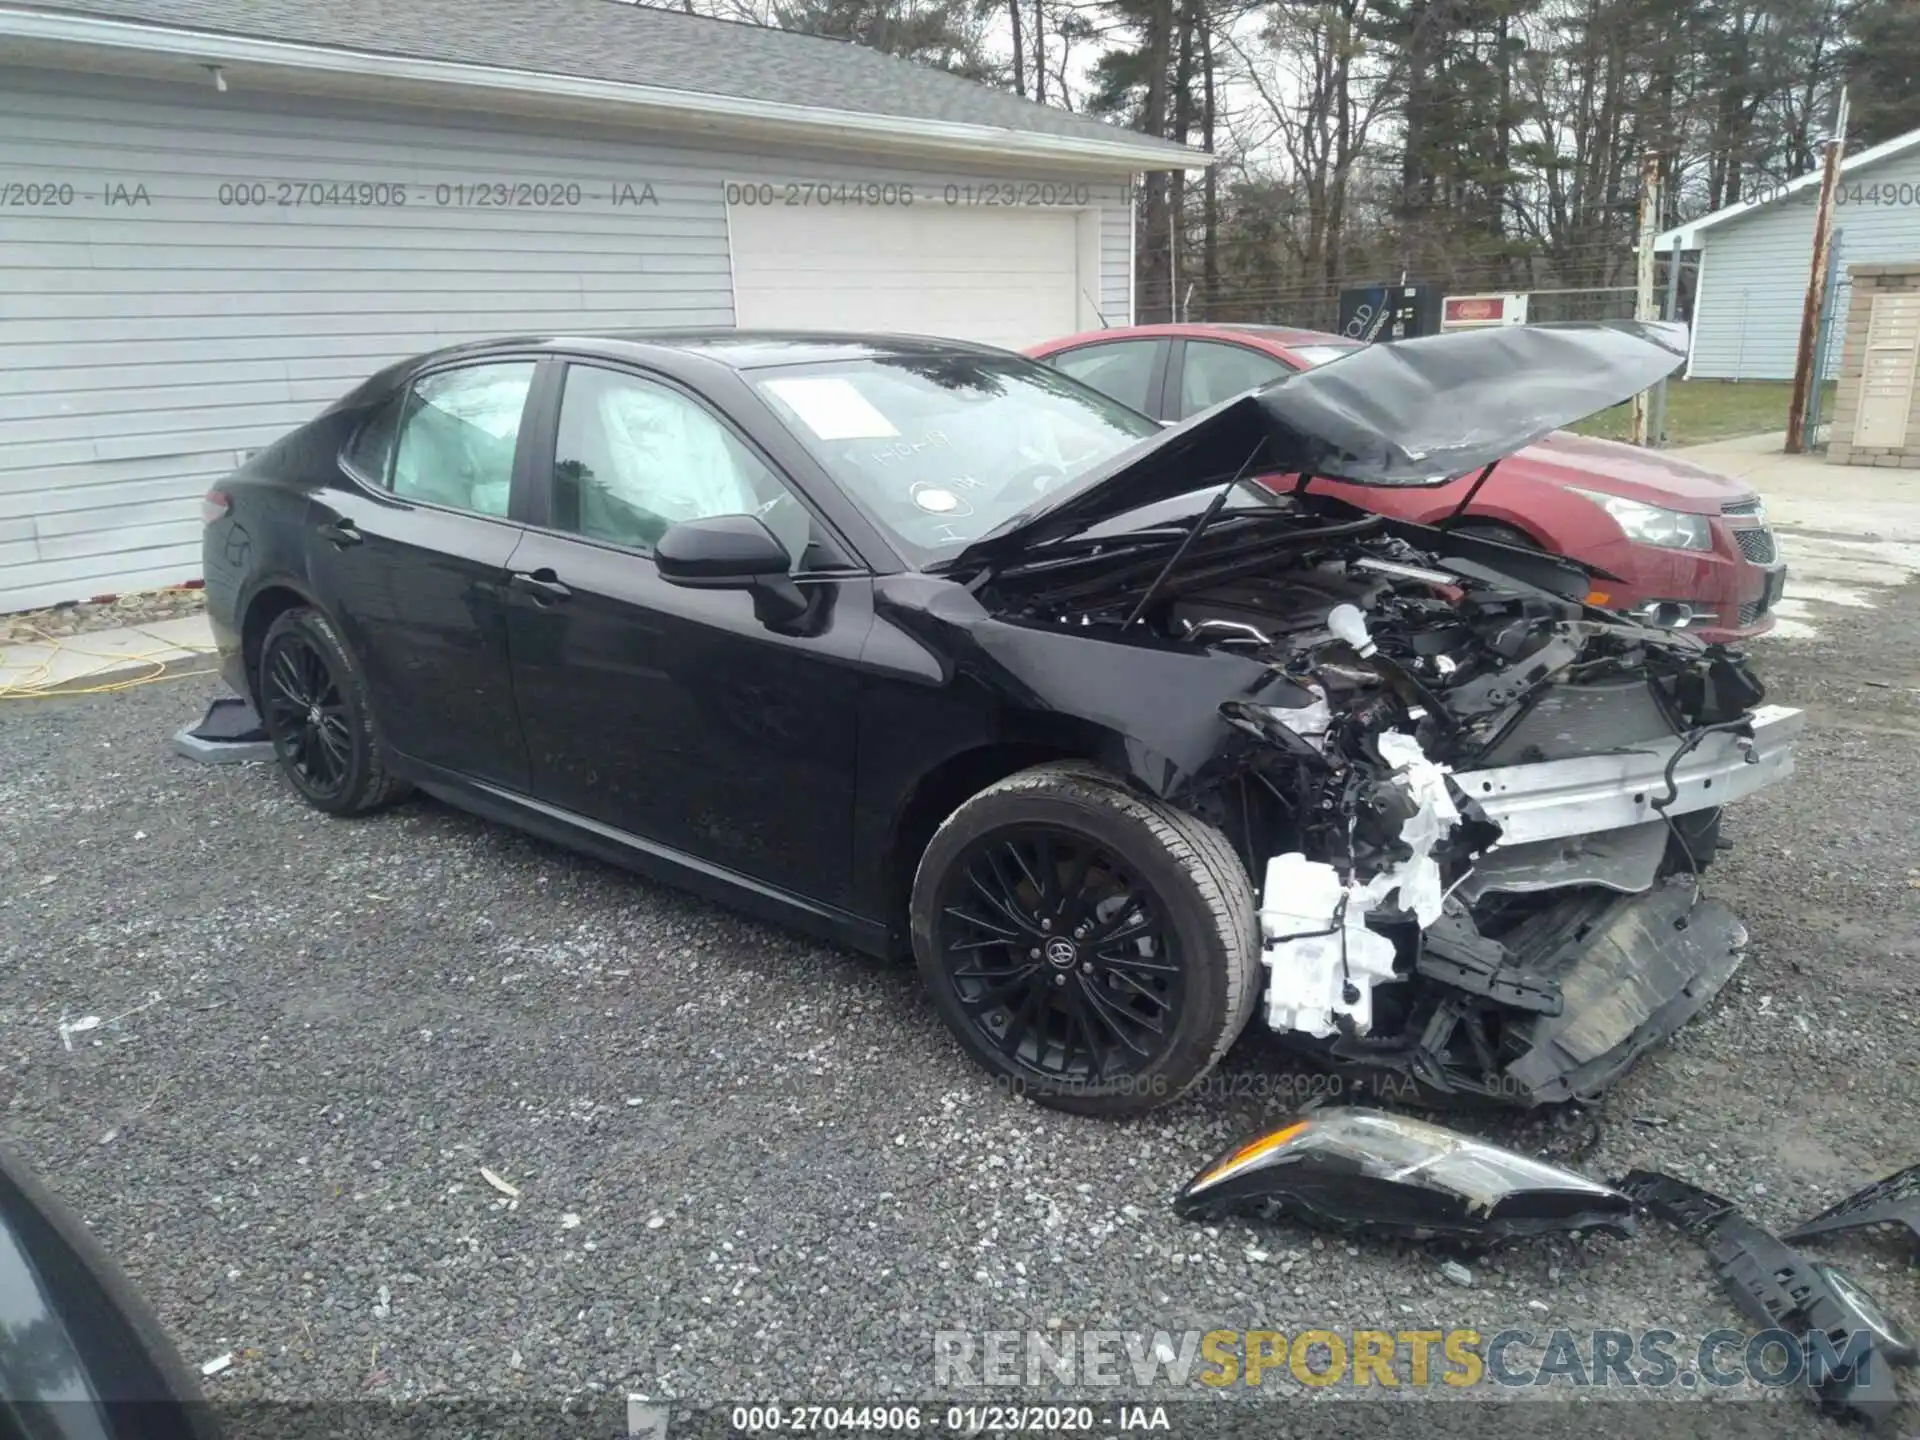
[0,67,1135,612]
[1100,197,1134,325]
[1688,145,1920,381]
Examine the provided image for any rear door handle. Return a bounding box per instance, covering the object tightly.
[318,518,363,548]
[509,569,572,603]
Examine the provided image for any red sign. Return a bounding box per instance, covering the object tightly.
[1444,296,1505,324]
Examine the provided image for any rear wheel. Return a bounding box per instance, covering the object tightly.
[258,607,410,816]
[910,762,1259,1116]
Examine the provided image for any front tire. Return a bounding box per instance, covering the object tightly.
[910,762,1260,1117]
[258,606,410,816]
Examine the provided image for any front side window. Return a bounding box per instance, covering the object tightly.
[390,361,535,516]
[751,353,1160,563]
[1177,341,1291,419]
[1046,340,1161,415]
[550,365,811,565]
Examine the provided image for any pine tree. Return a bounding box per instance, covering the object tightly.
[1845,0,1920,144]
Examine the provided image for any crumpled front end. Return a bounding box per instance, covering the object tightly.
[1228,570,1800,1106]
[972,445,1801,1106]
[1252,695,1798,1103]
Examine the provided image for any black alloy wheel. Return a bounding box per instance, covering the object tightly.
[257,606,410,816]
[262,630,352,799]
[911,762,1259,1117]
[938,824,1187,1086]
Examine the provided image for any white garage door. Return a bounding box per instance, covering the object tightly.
[728,203,1087,350]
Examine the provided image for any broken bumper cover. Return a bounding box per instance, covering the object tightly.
[1619,1170,1917,1422]
[1488,879,1747,1104]
[1460,703,1802,847]
[1783,1164,1920,1250]
[1258,878,1749,1106]
[1254,704,1798,1104]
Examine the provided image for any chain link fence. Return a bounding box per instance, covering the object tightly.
[1136,284,1639,331]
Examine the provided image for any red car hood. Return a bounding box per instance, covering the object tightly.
[1509,432,1756,514]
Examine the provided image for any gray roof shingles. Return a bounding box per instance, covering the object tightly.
[19,0,1202,162]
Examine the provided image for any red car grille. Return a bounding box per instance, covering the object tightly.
[1733,527,1777,565]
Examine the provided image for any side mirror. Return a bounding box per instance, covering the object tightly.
[656,512,791,588]
[655,512,810,629]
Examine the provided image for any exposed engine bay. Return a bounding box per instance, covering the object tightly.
[978,500,1801,1106]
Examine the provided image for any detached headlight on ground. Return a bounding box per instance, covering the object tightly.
[1173,1108,1636,1238]
[1567,486,1712,550]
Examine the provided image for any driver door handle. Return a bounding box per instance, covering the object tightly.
[509,569,572,604]
[318,518,363,549]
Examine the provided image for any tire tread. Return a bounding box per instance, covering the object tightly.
[261,606,411,815]
[914,760,1260,1113]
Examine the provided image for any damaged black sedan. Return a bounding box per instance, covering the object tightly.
[201,322,1799,1117]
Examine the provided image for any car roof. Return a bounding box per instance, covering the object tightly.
[1031,323,1360,352]
[418,330,1015,371]
[1218,324,1361,345]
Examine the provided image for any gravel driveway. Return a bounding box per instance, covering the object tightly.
[2,590,1916,1435]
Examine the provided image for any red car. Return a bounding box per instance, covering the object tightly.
[1027,323,1786,642]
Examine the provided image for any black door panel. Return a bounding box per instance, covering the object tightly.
[503,359,869,904]
[304,488,529,789]
[505,533,870,907]
[301,357,544,790]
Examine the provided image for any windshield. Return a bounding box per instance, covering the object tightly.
[750,354,1161,563]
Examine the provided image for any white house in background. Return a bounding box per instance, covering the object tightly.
[1656,126,1920,381]
[0,0,1205,614]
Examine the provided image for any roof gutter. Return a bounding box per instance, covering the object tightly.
[1651,127,1920,249]
[0,6,1213,170]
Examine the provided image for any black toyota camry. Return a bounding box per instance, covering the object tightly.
[201,324,1801,1116]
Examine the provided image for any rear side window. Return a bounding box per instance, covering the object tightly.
[1047,340,1160,415]
[1177,341,1291,418]
[389,362,536,517]
[343,395,404,484]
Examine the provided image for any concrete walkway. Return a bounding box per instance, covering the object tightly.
[0,612,216,697]
[1676,431,1920,641]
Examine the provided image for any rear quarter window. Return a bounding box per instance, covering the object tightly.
[343,395,404,485]
[1047,340,1160,414]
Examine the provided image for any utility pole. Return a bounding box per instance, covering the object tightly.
[1630,151,1662,447]
[1787,86,1848,454]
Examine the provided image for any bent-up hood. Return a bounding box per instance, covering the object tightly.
[953,320,1687,567]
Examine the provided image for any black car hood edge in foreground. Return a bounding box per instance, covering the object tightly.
[0,1146,214,1439]
[953,320,1688,567]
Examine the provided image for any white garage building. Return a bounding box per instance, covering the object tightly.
[0,0,1202,612]
[1658,126,1920,382]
